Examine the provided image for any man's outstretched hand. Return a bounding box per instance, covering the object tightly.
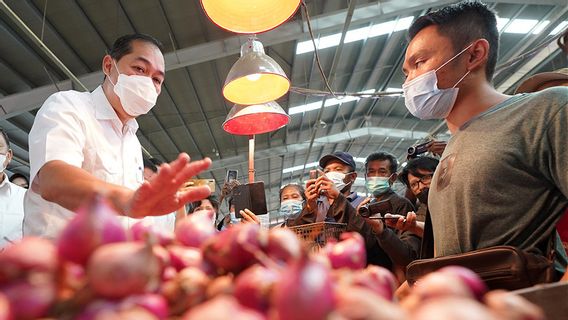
[127,153,212,218]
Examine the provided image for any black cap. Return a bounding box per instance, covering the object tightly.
[319,152,356,171]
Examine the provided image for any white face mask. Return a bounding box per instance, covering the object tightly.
[403,43,473,120]
[326,171,352,192]
[107,60,158,117]
[279,199,303,219]
[193,209,216,225]
[0,154,6,173]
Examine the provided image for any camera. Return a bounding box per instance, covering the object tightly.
[407,140,432,159]
[358,199,393,218]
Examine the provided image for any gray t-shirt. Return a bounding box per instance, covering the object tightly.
[429,87,568,257]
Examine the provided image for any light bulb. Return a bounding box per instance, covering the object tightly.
[246,73,262,81]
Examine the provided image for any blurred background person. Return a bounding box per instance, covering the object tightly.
[9,173,29,189]
[240,183,306,227]
[188,195,220,226]
[0,128,26,249]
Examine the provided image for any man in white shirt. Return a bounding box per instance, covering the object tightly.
[0,128,26,248]
[24,34,211,239]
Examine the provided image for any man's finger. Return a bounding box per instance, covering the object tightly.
[173,158,212,186]
[169,153,191,173]
[177,185,211,207]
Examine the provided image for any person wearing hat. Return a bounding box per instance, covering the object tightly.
[290,151,394,269]
[515,68,568,93]
[300,151,364,223]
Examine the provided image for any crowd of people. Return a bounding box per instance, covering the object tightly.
[1,1,567,287]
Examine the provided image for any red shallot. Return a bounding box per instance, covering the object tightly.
[86,242,160,299]
[234,265,280,313]
[323,232,366,270]
[57,194,127,266]
[182,295,265,320]
[175,211,217,248]
[272,254,335,320]
[0,237,57,283]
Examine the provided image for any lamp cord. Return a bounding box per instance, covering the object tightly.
[301,1,337,98]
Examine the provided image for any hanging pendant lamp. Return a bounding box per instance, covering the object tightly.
[222,101,290,136]
[223,38,290,105]
[222,101,290,183]
[200,0,301,34]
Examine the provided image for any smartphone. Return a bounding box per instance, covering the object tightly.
[232,182,267,219]
[182,179,216,193]
[309,170,317,180]
[226,169,238,182]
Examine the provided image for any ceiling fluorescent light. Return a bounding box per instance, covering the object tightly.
[296,33,342,55]
[289,95,359,115]
[497,18,510,32]
[296,16,414,55]
[550,21,568,35]
[345,26,372,43]
[504,19,539,34]
[532,20,550,34]
[394,16,415,31]
[282,161,319,174]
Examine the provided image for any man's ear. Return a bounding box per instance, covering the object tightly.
[389,173,398,184]
[101,55,113,77]
[467,39,489,73]
[6,149,13,164]
[350,172,358,182]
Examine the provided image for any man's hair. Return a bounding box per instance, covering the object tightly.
[109,34,164,62]
[9,172,29,185]
[408,1,499,81]
[279,183,307,202]
[0,128,10,151]
[365,152,398,175]
[143,158,158,173]
[399,156,440,188]
[188,195,220,213]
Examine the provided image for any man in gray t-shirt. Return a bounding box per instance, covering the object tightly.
[401,1,567,276]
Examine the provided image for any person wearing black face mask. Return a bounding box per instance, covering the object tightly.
[394,157,440,240]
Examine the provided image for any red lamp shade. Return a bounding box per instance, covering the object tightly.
[222,102,290,135]
[200,0,301,34]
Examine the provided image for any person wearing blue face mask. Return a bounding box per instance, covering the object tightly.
[240,183,306,228]
[358,152,421,277]
[278,183,306,226]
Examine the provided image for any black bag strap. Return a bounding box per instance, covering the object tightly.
[419,208,434,259]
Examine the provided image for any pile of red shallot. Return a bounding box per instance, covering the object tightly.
[0,195,545,320]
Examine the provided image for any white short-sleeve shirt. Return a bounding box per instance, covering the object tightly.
[24,86,175,239]
[0,173,26,249]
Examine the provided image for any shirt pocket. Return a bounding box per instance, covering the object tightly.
[85,147,121,183]
[1,212,24,243]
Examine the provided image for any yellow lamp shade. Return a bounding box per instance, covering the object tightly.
[222,102,290,135]
[201,0,301,34]
[223,38,290,105]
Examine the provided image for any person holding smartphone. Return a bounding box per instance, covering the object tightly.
[293,152,364,224]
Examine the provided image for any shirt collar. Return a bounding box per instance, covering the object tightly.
[92,86,139,132]
[347,191,360,201]
[0,172,12,195]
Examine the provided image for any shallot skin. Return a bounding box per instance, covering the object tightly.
[57,195,127,266]
[86,242,160,299]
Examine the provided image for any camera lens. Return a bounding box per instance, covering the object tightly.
[358,205,370,218]
[407,146,416,155]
